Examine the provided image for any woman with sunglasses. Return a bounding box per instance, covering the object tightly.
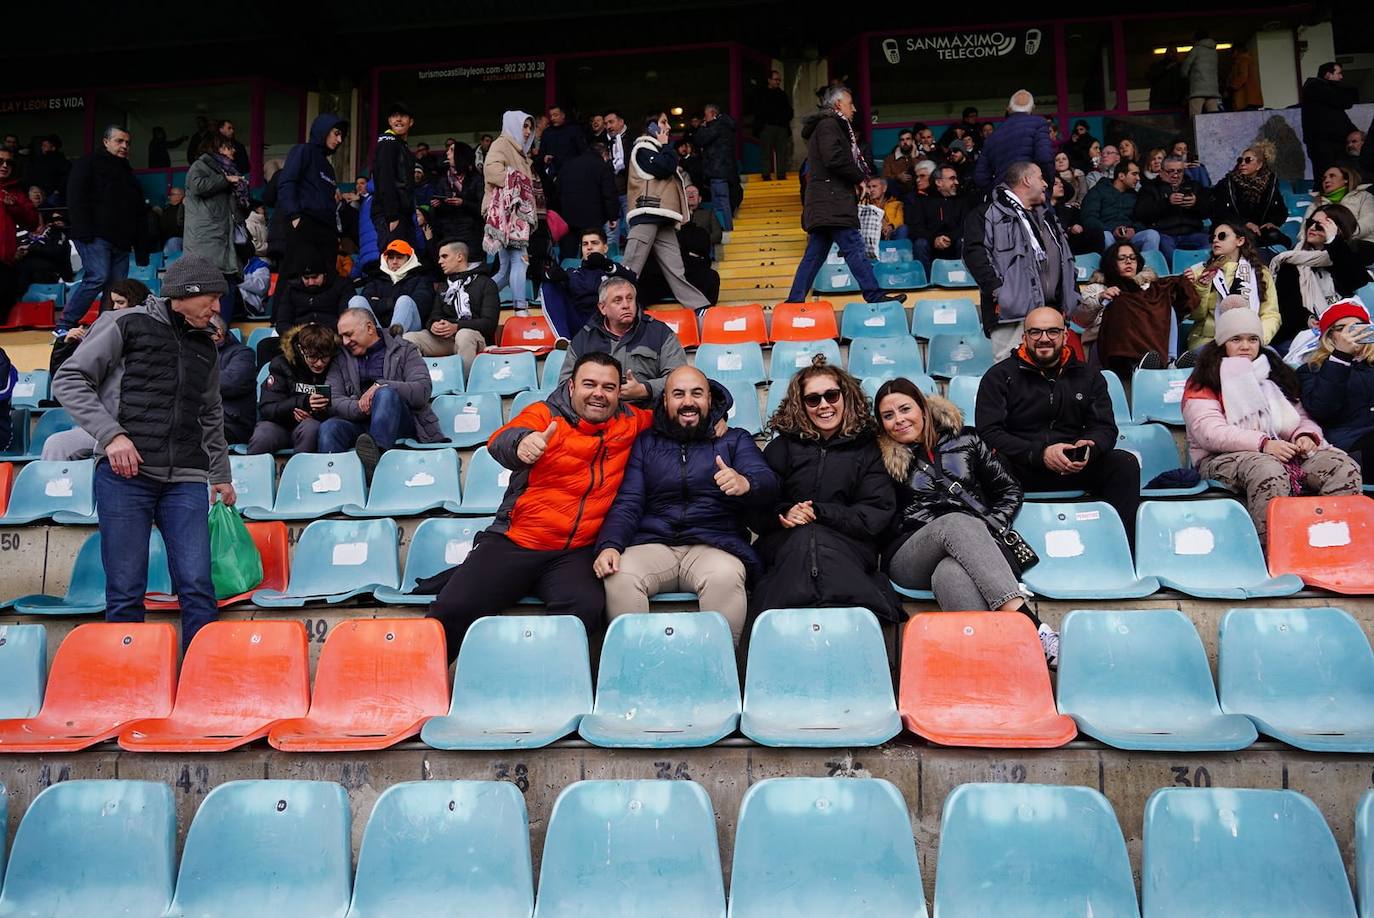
[1076,240,1199,376]
[1302,165,1374,264]
[1210,143,1291,249]
[1271,204,1369,361]
[1181,222,1280,357]
[1298,300,1374,485]
[748,356,904,622]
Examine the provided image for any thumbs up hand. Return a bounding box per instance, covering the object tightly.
[517,421,559,465]
[621,369,648,401]
[713,454,751,496]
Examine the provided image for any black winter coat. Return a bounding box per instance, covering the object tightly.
[371,131,415,223]
[216,337,257,444]
[1301,78,1358,149]
[800,111,866,232]
[429,263,501,345]
[66,149,150,256]
[358,267,436,327]
[1134,177,1210,236]
[907,192,971,246]
[556,150,619,234]
[1210,171,1289,231]
[278,114,345,227]
[429,169,484,250]
[270,273,353,335]
[258,325,333,429]
[750,428,905,621]
[1298,353,1374,453]
[693,112,738,181]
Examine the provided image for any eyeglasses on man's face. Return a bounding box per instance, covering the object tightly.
[1026,327,1065,339]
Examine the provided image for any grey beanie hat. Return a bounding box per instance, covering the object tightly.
[161,255,228,298]
[1213,293,1262,345]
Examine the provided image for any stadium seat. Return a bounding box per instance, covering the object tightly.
[541,347,567,388]
[342,447,462,516]
[900,612,1076,748]
[349,781,534,918]
[498,279,537,304]
[253,518,400,607]
[375,516,493,604]
[926,333,995,379]
[930,258,976,287]
[467,350,538,395]
[1131,367,1192,425]
[875,261,928,291]
[742,607,901,747]
[840,300,909,339]
[729,777,924,917]
[770,339,842,378]
[877,238,914,262]
[723,381,763,435]
[0,408,28,459]
[410,392,504,449]
[1057,609,1257,751]
[127,263,158,283]
[246,327,276,351]
[911,298,981,338]
[1116,423,1207,496]
[166,780,352,917]
[458,446,509,514]
[424,355,466,396]
[145,520,288,609]
[0,781,176,916]
[534,780,726,917]
[509,388,553,419]
[1357,791,1374,918]
[0,299,56,331]
[647,306,701,347]
[945,374,981,423]
[847,335,923,380]
[1141,788,1356,918]
[0,457,98,525]
[579,611,740,748]
[1135,499,1303,598]
[1142,250,1170,277]
[499,313,558,353]
[1073,252,1100,281]
[0,623,177,752]
[3,528,171,615]
[9,407,73,462]
[701,303,767,344]
[227,452,276,514]
[1265,495,1374,593]
[696,342,767,386]
[814,264,861,294]
[1101,370,1132,424]
[934,783,1137,918]
[771,300,839,341]
[422,615,592,750]
[242,451,366,521]
[1171,248,1209,275]
[0,623,46,719]
[10,370,49,408]
[118,621,310,752]
[1013,502,1159,598]
[20,282,65,305]
[268,618,449,752]
[1219,606,1374,752]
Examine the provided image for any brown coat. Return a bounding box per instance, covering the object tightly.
[1078,269,1199,361]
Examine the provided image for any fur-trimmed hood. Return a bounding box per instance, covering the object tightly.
[877,394,963,480]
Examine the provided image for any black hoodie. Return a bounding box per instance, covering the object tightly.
[278,114,347,226]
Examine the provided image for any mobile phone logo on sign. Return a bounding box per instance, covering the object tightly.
[881,29,1043,63]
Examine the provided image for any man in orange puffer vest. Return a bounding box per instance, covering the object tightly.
[427,351,653,659]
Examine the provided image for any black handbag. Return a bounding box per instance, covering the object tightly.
[914,456,1040,576]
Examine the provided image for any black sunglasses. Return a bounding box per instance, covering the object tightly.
[1213,231,1231,241]
[1237,155,1258,165]
[802,388,843,408]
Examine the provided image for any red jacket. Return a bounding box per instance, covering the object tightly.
[0,177,39,265]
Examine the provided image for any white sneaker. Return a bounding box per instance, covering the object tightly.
[1037,623,1060,670]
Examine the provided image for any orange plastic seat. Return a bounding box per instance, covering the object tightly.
[700,303,767,344]
[118,621,310,752]
[497,314,559,355]
[900,612,1077,748]
[268,272,279,296]
[145,521,289,610]
[1267,496,1374,594]
[0,623,177,753]
[0,300,56,331]
[770,301,838,342]
[0,462,13,517]
[646,307,701,347]
[267,618,449,752]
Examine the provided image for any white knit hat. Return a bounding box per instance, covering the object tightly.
[1213,294,1262,345]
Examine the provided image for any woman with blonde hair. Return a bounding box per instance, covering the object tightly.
[1298,299,1374,484]
[1303,164,1374,262]
[1210,141,1291,248]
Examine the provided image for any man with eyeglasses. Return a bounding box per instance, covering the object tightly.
[1084,144,1120,192]
[0,148,39,323]
[1135,155,1210,262]
[976,306,1141,547]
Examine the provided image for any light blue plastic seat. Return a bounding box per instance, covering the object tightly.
[10,407,75,461]
[876,262,928,291]
[926,333,993,378]
[911,298,981,338]
[10,370,50,409]
[1142,787,1355,918]
[246,327,277,351]
[742,607,900,747]
[229,328,243,342]
[423,615,592,750]
[0,623,47,718]
[1171,248,1209,275]
[243,451,366,520]
[343,448,461,516]
[255,363,271,391]
[814,264,861,294]
[1115,423,1207,496]
[347,781,533,918]
[1131,367,1192,425]
[534,780,726,917]
[0,780,175,915]
[877,239,914,262]
[930,258,976,288]
[407,393,504,449]
[724,381,763,435]
[167,780,352,918]
[375,517,492,604]
[1058,609,1256,750]
[1135,499,1302,598]
[3,529,171,615]
[0,407,28,458]
[946,375,981,423]
[127,263,159,283]
[729,777,925,917]
[1219,607,1374,752]
[770,339,841,379]
[847,335,923,379]
[252,518,400,607]
[424,355,466,396]
[1073,252,1101,281]
[696,342,767,386]
[458,447,509,514]
[0,457,98,524]
[1142,249,1170,277]
[467,350,537,395]
[840,300,909,339]
[935,783,1137,918]
[579,611,740,748]
[560,256,581,270]
[508,388,553,419]
[1014,502,1159,599]
[1102,370,1132,425]
[541,348,567,388]
[228,452,276,515]
[20,282,65,304]
[1357,791,1374,918]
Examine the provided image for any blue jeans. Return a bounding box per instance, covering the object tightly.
[491,246,529,308]
[64,238,130,328]
[348,294,422,333]
[317,386,416,452]
[1158,231,1210,263]
[888,226,910,241]
[95,461,216,651]
[786,226,886,303]
[709,178,734,232]
[1100,229,1160,252]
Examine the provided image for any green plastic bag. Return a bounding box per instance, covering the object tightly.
[208,502,264,600]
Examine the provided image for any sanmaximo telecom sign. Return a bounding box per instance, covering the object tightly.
[878,29,1044,63]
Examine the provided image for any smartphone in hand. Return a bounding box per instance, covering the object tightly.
[1065,444,1090,462]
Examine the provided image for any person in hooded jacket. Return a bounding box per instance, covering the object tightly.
[277,113,348,278]
[350,239,433,332]
[749,356,905,622]
[248,322,336,454]
[483,110,537,315]
[264,260,353,364]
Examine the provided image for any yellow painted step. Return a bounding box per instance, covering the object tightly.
[717,263,797,281]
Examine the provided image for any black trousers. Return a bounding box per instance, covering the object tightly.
[1012,447,1142,548]
[426,531,605,662]
[1354,431,1374,485]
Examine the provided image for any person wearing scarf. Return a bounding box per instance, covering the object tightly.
[350,238,434,332]
[1182,222,1280,355]
[1273,204,1371,363]
[1182,296,1359,543]
[185,132,249,325]
[482,110,536,316]
[1210,144,1291,249]
[403,238,499,372]
[1302,165,1374,264]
